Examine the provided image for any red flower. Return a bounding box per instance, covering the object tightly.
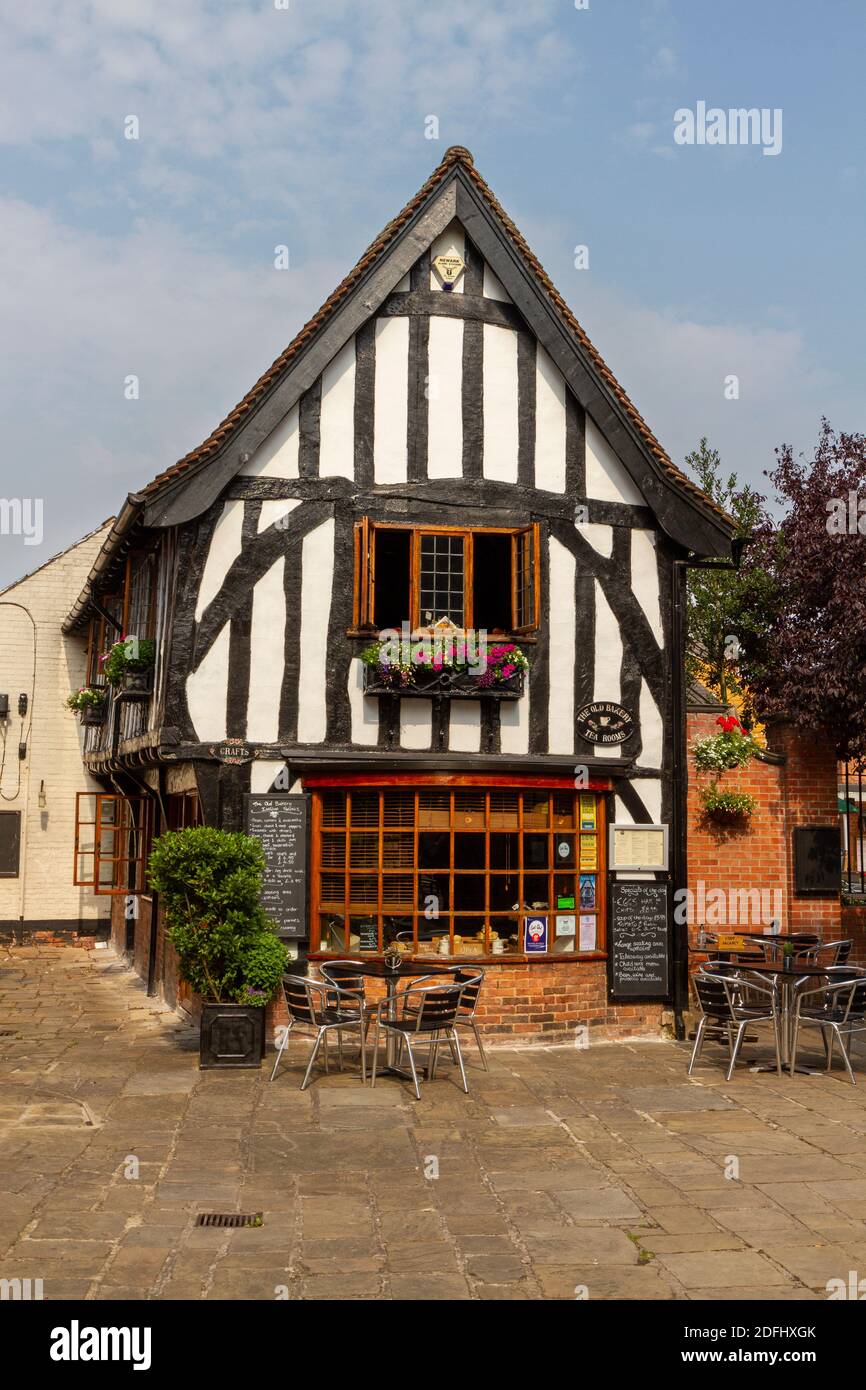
[716,715,742,734]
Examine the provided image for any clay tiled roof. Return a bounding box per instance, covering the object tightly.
[138,146,732,533]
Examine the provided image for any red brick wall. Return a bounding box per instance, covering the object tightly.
[686,712,841,944]
[282,959,665,1047]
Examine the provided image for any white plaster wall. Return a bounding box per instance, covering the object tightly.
[593,579,623,759]
[534,345,567,493]
[373,317,409,484]
[499,691,529,755]
[483,264,511,302]
[257,499,302,534]
[246,556,285,743]
[632,529,664,646]
[426,316,463,478]
[195,500,244,621]
[637,777,663,822]
[639,678,664,770]
[250,761,286,794]
[239,402,299,479]
[585,416,644,505]
[482,324,519,483]
[186,623,230,741]
[580,522,614,559]
[448,701,481,753]
[348,659,379,747]
[547,536,576,754]
[400,699,432,750]
[319,337,356,478]
[296,518,335,743]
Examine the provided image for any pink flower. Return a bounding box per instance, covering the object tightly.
[501,664,515,679]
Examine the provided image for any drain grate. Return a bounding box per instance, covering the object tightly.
[195,1211,263,1229]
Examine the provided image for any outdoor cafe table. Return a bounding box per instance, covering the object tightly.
[340,959,454,1078]
[733,963,837,1074]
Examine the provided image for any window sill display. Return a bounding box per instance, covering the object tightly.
[66,687,108,725]
[360,638,528,699]
[100,635,156,703]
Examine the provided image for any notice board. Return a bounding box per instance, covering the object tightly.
[244,794,309,939]
[609,881,670,999]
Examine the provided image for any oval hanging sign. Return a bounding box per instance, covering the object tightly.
[576,701,634,746]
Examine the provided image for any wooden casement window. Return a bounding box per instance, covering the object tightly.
[311,786,605,960]
[123,551,158,640]
[165,792,203,831]
[351,520,541,635]
[74,792,153,895]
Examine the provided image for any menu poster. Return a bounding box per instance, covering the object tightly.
[609,825,668,872]
[579,795,597,830]
[579,835,598,871]
[579,914,597,951]
[579,873,596,909]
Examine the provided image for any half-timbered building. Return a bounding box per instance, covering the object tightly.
[64,147,735,1036]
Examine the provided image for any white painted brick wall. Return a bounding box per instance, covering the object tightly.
[0,524,114,929]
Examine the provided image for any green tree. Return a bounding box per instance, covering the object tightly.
[684,438,773,716]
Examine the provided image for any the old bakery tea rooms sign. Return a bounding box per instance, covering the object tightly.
[576,701,634,746]
[609,881,670,999]
[244,794,309,939]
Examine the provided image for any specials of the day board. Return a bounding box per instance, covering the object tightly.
[609,881,670,999]
[244,794,309,939]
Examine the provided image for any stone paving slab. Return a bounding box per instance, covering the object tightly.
[3,944,866,1301]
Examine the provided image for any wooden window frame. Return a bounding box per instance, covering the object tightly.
[74,792,152,895]
[309,784,606,962]
[349,521,541,638]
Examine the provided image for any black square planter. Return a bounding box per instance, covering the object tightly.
[200,1002,266,1069]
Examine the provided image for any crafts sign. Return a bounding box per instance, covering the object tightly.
[576,701,634,746]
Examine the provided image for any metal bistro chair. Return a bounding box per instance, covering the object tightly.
[370,978,469,1100]
[789,970,866,1084]
[415,968,488,1076]
[689,969,783,1080]
[270,974,367,1090]
[801,939,853,968]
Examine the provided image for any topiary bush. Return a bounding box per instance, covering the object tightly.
[147,826,287,1005]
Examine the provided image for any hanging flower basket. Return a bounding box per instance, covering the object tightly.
[692,715,759,772]
[699,783,757,824]
[100,636,156,702]
[66,688,107,725]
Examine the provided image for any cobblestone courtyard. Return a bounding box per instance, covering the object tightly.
[2,946,866,1301]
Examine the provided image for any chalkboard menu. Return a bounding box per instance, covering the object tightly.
[609,881,670,999]
[244,794,309,939]
[793,826,841,895]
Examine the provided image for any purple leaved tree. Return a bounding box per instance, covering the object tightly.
[739,420,866,760]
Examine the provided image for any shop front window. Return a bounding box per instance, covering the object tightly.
[312,786,605,959]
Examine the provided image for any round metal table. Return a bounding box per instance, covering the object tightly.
[732,963,837,1074]
[332,958,454,1078]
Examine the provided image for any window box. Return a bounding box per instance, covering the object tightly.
[119,668,153,702]
[362,663,524,700]
[80,696,108,727]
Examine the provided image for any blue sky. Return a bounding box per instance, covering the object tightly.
[1,0,864,586]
